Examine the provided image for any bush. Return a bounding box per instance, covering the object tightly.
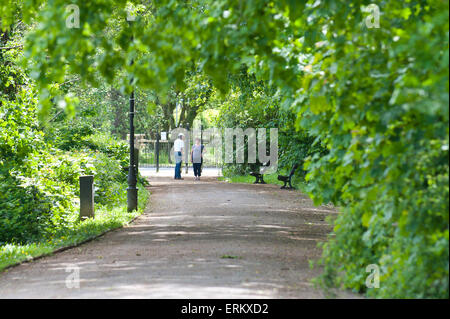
[0,80,140,244]
[0,174,54,244]
[0,84,75,244]
[295,1,449,298]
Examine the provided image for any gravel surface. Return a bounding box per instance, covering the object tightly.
[0,177,359,298]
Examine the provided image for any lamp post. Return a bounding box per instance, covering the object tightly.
[156,125,160,173]
[127,13,138,212]
[185,124,190,174]
[201,124,203,146]
[127,89,138,212]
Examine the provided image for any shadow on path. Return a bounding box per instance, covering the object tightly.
[0,177,358,299]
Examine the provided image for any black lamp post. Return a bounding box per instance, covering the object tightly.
[156,125,160,173]
[201,124,203,146]
[127,17,138,212]
[185,124,190,174]
[127,89,138,212]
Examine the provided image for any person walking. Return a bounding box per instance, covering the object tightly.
[191,138,204,180]
[174,133,184,180]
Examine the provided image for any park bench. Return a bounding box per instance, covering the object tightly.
[250,162,270,184]
[277,163,300,189]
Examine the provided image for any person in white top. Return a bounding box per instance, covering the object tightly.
[174,133,184,179]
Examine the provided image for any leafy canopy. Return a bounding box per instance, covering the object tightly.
[1,0,448,298]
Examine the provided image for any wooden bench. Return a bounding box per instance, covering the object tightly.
[250,162,269,184]
[277,163,300,189]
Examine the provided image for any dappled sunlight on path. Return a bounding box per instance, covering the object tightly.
[0,177,359,299]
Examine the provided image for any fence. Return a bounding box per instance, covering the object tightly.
[134,138,222,168]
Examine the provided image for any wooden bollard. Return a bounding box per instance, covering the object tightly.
[80,175,94,219]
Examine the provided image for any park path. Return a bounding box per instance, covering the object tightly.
[0,176,357,298]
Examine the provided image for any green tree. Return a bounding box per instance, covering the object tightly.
[1,0,448,298]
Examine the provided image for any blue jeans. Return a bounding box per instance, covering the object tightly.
[174,152,182,179]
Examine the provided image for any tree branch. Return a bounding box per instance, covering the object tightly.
[0,44,23,51]
[60,78,81,86]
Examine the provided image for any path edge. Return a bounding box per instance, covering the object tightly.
[1,209,145,273]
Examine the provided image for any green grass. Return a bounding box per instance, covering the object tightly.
[219,173,281,185]
[0,183,150,272]
[140,151,171,165]
[219,172,306,191]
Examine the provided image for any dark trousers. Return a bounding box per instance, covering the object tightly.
[193,163,202,177]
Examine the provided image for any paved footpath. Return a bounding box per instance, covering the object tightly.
[0,177,358,298]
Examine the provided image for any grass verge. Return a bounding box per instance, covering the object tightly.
[0,183,150,272]
[219,173,306,191]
